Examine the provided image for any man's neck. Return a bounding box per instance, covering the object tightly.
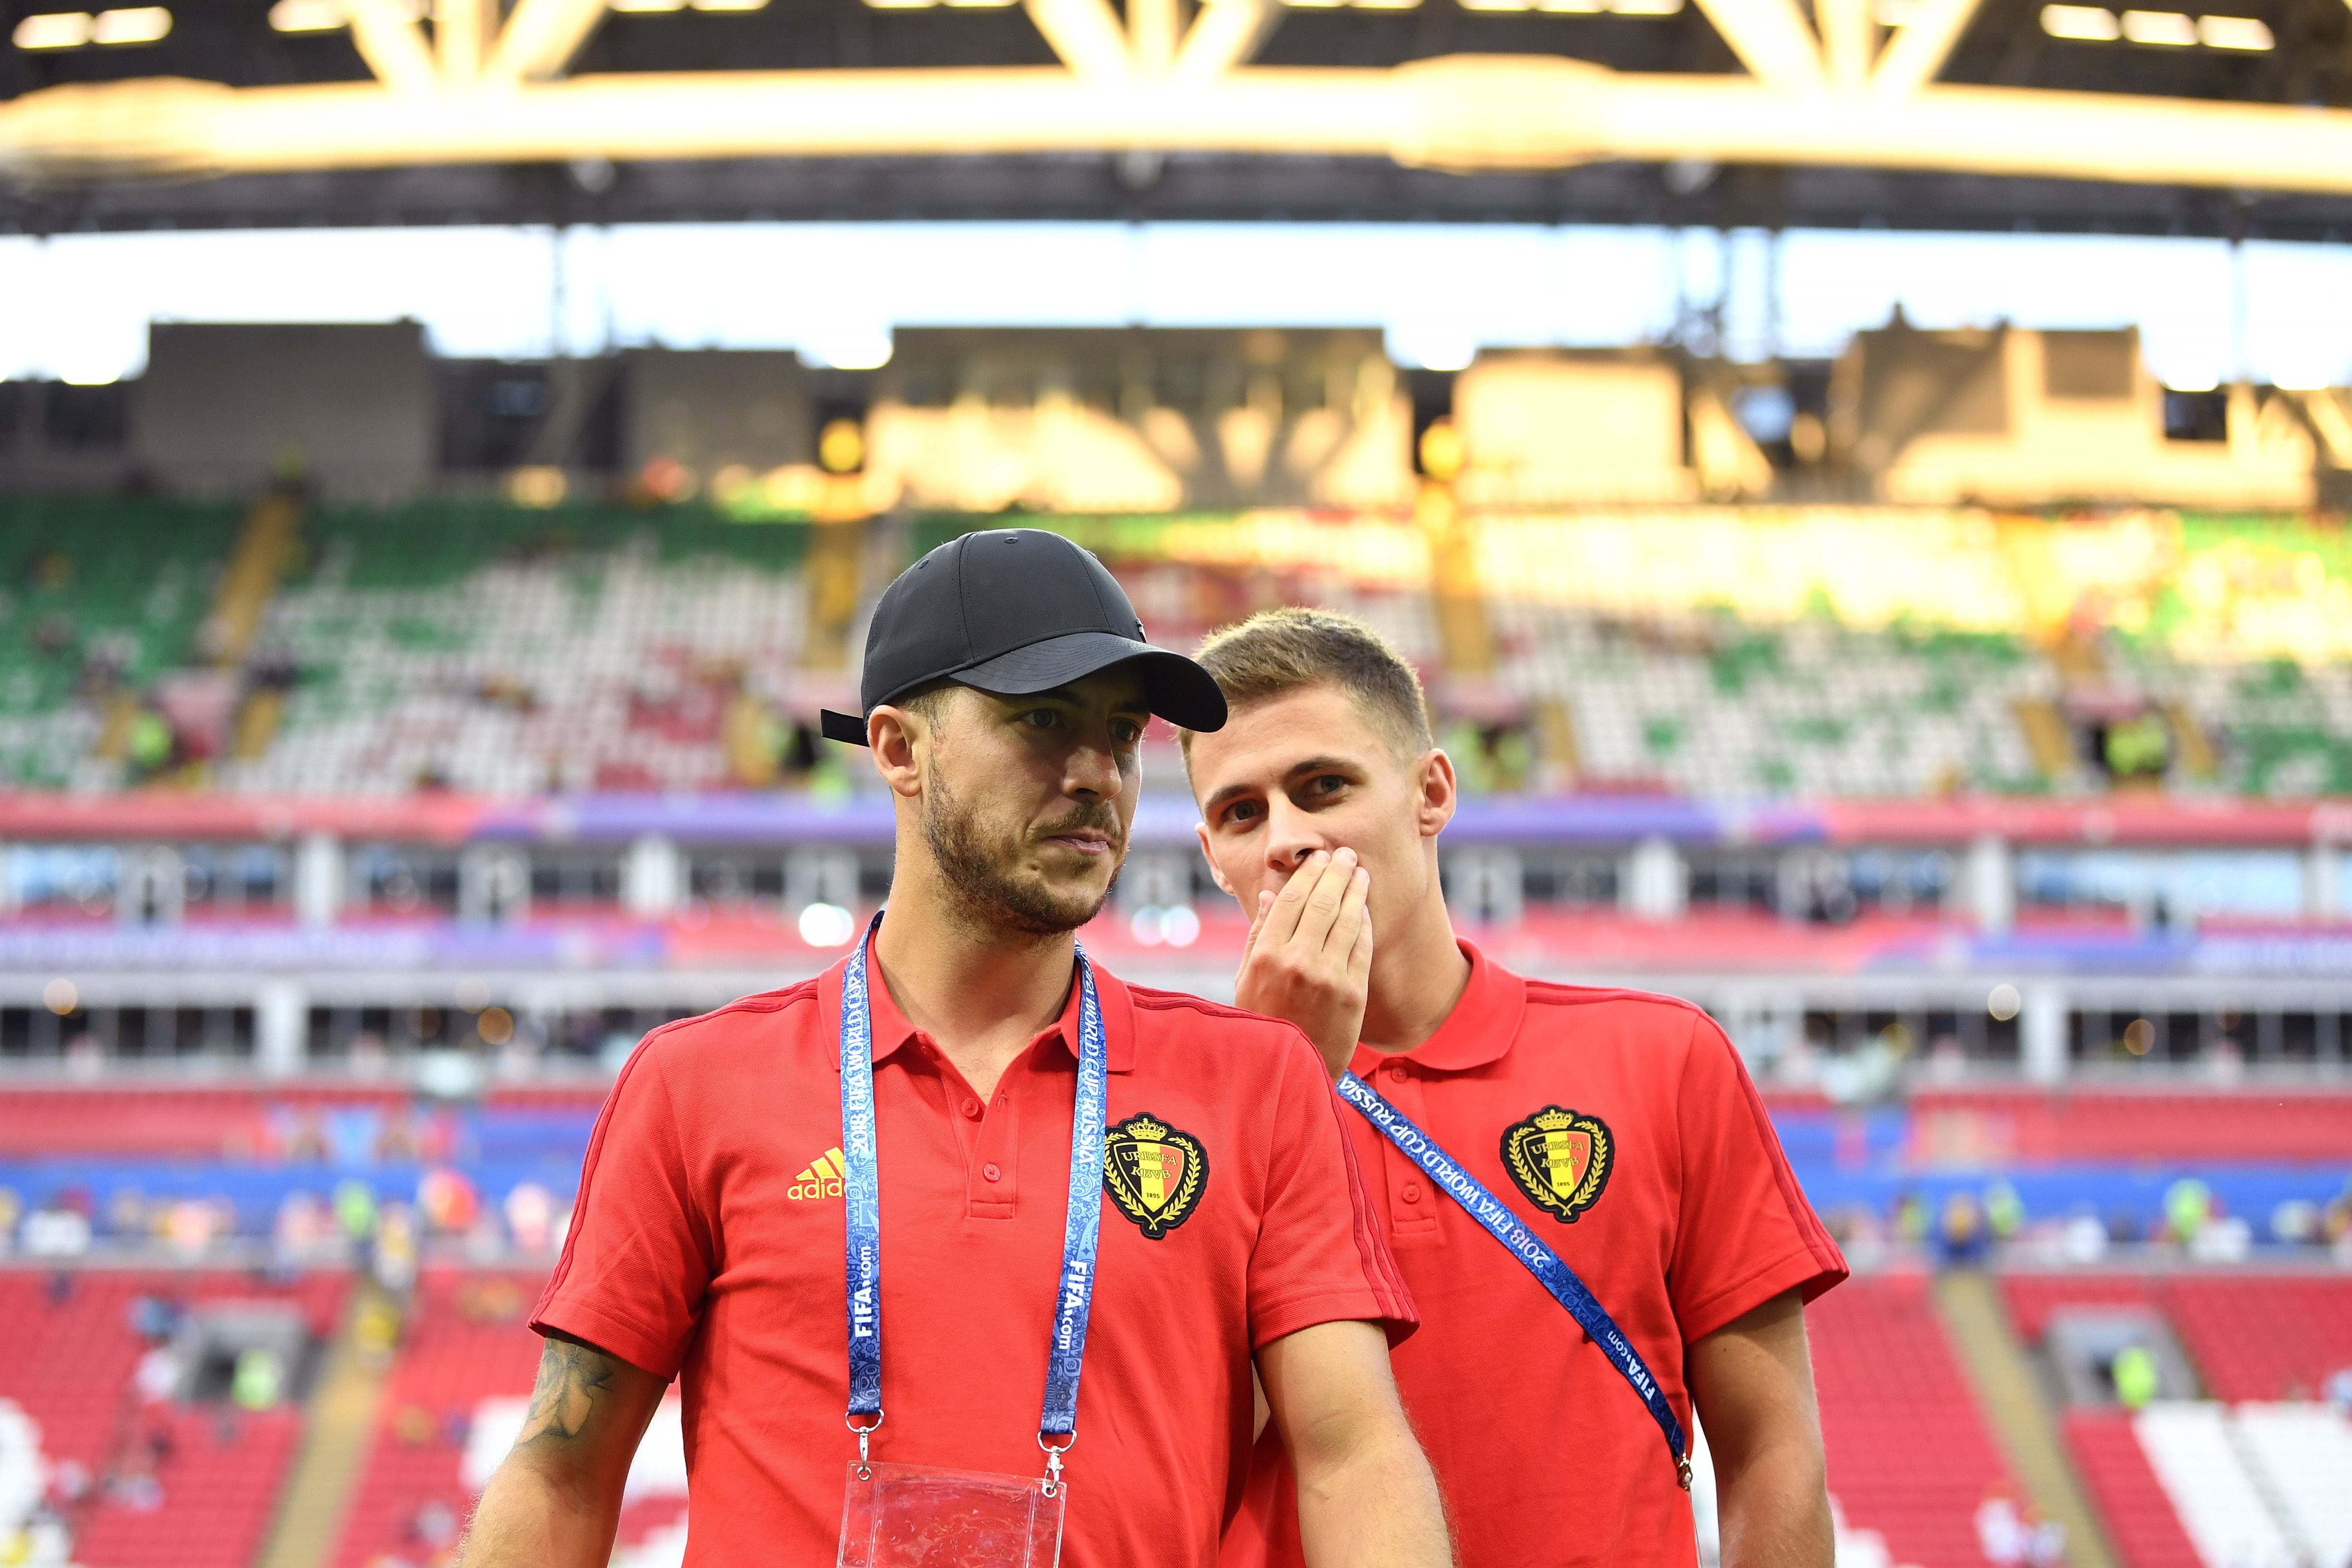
[1358,882,1471,1057]
[869,867,1077,1102]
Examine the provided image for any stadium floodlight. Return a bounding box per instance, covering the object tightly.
[2040,2,2120,37]
[2119,8,2197,44]
[691,0,769,9]
[2194,13,2271,49]
[1537,0,1608,12]
[1609,0,1686,15]
[610,0,689,9]
[91,5,171,42]
[11,12,93,49]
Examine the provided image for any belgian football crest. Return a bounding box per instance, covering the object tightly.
[1102,1113,1209,1240]
[1500,1105,1613,1223]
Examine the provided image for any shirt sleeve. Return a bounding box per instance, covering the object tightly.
[1246,1030,1419,1351]
[1667,1012,1848,1344]
[530,1031,714,1380]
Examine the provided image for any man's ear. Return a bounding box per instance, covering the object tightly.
[1195,822,1238,898]
[1414,748,1458,841]
[868,706,925,799]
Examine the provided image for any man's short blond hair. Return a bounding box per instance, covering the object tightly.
[1181,607,1434,762]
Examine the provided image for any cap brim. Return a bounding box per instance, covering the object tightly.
[959,632,1228,733]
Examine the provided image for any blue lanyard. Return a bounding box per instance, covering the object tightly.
[841,917,1109,1493]
[1336,1070,1694,1491]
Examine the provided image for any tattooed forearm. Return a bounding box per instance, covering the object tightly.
[519,1337,618,1446]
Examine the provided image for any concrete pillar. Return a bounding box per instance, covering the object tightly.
[1621,836,1687,923]
[294,832,344,928]
[1967,834,2015,936]
[255,979,309,1077]
[2307,839,2341,922]
[461,846,533,925]
[784,847,860,913]
[2020,983,2069,1084]
[622,834,684,920]
[118,846,184,927]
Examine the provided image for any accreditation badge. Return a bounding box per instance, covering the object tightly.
[838,1461,1066,1568]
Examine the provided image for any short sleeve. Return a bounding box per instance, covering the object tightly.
[531,1034,714,1380]
[1667,1014,1848,1344]
[1246,1033,1419,1350]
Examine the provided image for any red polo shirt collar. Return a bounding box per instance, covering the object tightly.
[1347,937,1525,1076]
[828,942,1139,1074]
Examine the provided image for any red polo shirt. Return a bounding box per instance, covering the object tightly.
[1220,939,1846,1568]
[534,946,1413,1568]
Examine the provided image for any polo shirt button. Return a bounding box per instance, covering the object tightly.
[983,1163,1003,1182]
[1402,1182,1422,1203]
[960,1097,982,1119]
[1387,1064,1410,1083]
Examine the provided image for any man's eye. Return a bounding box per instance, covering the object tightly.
[1022,709,1061,729]
[1111,721,1143,745]
[1312,775,1345,795]
[1227,800,1262,824]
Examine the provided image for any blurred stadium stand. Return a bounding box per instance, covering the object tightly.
[1,294,2349,1568]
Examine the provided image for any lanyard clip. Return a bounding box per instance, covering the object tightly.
[1039,1431,1075,1498]
[848,1411,885,1480]
[1675,1452,1694,1493]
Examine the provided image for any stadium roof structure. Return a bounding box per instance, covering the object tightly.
[0,0,2349,236]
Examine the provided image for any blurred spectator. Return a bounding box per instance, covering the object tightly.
[1938,1191,1986,1265]
[2323,1366,2352,1414]
[2161,1179,2212,1246]
[231,1348,285,1412]
[133,1344,181,1405]
[374,1203,419,1294]
[1892,1191,1930,1245]
[274,1192,330,1264]
[504,1183,555,1254]
[1975,1494,2029,1568]
[1985,1183,2025,1243]
[2060,1213,2109,1265]
[334,1180,379,1245]
[2112,1345,2159,1411]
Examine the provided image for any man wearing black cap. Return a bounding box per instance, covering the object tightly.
[462,530,1452,1568]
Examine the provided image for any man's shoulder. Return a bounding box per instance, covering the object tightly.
[1517,977,1715,1044]
[1121,981,1319,1063]
[632,977,825,1073]
[1126,981,1303,1034]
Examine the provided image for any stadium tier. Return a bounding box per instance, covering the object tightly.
[0,1268,346,1568]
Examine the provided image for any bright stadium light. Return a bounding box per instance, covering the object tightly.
[268,0,346,31]
[12,12,93,49]
[91,6,171,43]
[2119,9,2196,44]
[2196,13,2272,49]
[692,0,769,9]
[2040,3,2120,38]
[610,0,689,10]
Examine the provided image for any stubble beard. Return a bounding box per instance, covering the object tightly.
[922,757,1124,939]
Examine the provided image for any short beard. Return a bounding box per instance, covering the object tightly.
[922,756,1123,939]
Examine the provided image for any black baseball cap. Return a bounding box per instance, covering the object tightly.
[819,529,1227,745]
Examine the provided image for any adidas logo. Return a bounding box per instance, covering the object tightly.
[790,1148,847,1201]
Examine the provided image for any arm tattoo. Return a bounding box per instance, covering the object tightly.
[519,1337,617,1447]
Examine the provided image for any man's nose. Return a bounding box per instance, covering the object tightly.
[1262,798,1329,874]
[1065,732,1125,798]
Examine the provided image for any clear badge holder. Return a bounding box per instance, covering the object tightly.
[837,1461,1066,1568]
